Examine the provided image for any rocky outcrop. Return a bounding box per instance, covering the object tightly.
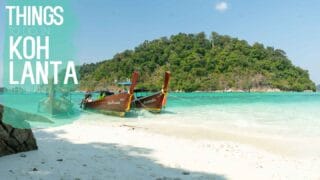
[0,105,38,157]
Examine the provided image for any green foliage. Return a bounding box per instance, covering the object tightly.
[79,32,316,92]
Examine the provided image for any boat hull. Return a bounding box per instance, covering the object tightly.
[83,93,133,117]
[132,92,167,113]
[82,71,139,117]
[132,71,170,113]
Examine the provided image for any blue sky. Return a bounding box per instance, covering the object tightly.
[72,0,320,84]
[1,0,320,84]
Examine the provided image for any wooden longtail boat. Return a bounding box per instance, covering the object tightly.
[132,71,170,113]
[81,72,139,117]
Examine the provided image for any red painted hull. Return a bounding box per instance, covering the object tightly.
[132,71,170,113]
[82,72,139,117]
[132,92,167,112]
[83,93,133,116]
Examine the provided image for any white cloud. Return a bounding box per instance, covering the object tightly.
[215,1,228,12]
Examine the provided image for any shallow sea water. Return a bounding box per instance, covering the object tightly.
[1,92,320,137]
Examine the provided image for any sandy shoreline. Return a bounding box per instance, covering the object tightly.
[1,114,320,180]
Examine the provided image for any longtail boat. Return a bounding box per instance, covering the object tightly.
[132,71,170,113]
[81,72,139,117]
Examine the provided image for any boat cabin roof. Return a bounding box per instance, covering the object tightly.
[118,81,132,86]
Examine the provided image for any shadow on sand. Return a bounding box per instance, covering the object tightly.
[0,129,227,180]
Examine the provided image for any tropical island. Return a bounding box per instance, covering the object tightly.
[79,32,316,92]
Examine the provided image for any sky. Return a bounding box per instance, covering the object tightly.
[1,0,320,84]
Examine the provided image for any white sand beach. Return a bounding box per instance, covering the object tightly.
[1,113,320,180]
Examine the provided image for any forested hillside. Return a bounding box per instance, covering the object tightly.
[79,32,316,92]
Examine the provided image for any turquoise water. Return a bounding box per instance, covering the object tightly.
[1,92,320,136]
[165,92,320,137]
[0,92,81,128]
